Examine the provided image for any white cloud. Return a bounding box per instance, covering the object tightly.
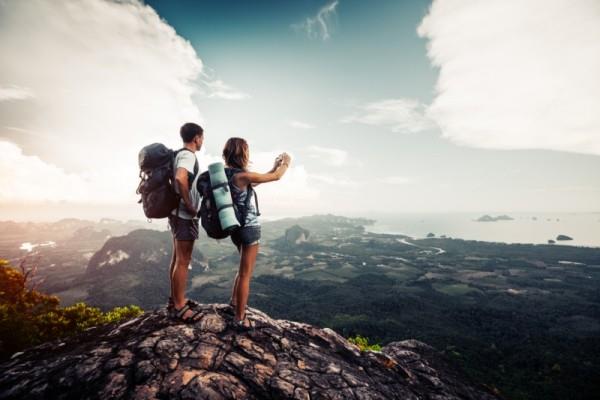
[309,173,413,187]
[196,148,223,174]
[201,79,250,100]
[247,151,320,215]
[341,98,434,133]
[307,145,348,166]
[309,173,353,186]
[292,1,339,41]
[288,120,315,129]
[418,0,600,155]
[0,0,206,205]
[0,141,97,203]
[0,85,34,101]
[377,176,414,185]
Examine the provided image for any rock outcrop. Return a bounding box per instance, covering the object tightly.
[0,304,499,400]
[284,225,310,245]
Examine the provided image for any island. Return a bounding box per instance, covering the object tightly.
[556,234,573,241]
[476,214,514,222]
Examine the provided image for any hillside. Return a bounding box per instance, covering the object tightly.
[2,214,599,399]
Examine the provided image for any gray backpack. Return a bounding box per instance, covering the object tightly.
[136,143,198,219]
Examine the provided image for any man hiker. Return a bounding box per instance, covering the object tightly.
[167,122,204,322]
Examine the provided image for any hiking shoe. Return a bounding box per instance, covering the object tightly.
[169,302,203,324]
[230,313,254,332]
[224,301,249,315]
[167,298,201,318]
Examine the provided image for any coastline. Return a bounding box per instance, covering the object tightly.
[361,212,600,249]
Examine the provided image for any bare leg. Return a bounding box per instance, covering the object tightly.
[229,243,242,305]
[172,239,196,319]
[169,236,176,300]
[234,243,259,326]
[230,272,240,305]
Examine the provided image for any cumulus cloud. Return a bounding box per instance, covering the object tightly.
[201,79,250,100]
[0,141,94,202]
[0,0,207,205]
[418,0,600,155]
[377,176,414,185]
[307,145,348,166]
[308,173,413,187]
[288,120,315,130]
[341,98,434,133]
[247,150,320,215]
[0,85,34,101]
[309,173,353,186]
[292,1,339,40]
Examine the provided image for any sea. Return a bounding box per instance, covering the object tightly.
[358,212,600,248]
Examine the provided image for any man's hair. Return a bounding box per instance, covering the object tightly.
[180,122,203,143]
[222,137,249,170]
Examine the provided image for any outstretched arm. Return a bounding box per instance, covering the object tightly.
[236,153,291,188]
[251,158,282,187]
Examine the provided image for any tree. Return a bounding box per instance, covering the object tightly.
[0,258,143,361]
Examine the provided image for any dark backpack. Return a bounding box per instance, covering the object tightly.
[196,167,260,239]
[136,143,198,219]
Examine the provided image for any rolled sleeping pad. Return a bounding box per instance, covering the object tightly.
[207,162,240,233]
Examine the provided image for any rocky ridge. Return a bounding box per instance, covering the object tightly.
[0,304,499,399]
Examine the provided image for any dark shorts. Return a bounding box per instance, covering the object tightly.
[168,214,199,241]
[231,225,261,249]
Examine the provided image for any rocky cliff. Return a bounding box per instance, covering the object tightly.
[0,304,499,400]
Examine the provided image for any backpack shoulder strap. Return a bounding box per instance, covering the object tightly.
[179,148,198,171]
[175,147,199,181]
[172,148,183,174]
[197,170,210,195]
[250,186,260,216]
[225,166,242,175]
[224,167,259,215]
[225,167,244,186]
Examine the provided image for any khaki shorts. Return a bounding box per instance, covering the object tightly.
[168,214,199,241]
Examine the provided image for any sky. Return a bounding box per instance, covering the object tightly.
[0,0,599,221]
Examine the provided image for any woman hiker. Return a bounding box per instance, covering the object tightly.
[221,137,291,330]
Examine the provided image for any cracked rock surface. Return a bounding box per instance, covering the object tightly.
[0,304,499,399]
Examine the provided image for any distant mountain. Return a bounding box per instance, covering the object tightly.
[86,229,172,275]
[285,225,310,244]
[0,218,158,245]
[260,214,373,241]
[69,226,112,242]
[284,225,310,244]
[0,221,28,235]
[0,219,165,303]
[0,218,94,240]
[81,229,205,310]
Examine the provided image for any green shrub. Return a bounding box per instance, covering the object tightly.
[347,334,382,352]
[0,259,143,360]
